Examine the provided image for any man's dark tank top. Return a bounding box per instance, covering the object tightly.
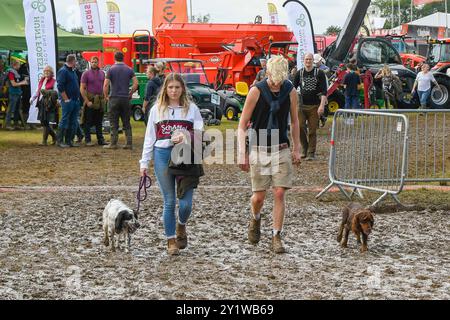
[250,80,292,147]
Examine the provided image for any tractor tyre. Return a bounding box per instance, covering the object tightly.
[430,77,450,109]
[327,91,345,114]
[132,105,144,122]
[225,106,238,121]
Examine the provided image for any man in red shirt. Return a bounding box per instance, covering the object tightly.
[80,56,107,146]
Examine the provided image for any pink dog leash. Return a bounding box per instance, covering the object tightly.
[136,174,152,214]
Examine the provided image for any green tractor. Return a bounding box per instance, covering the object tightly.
[142,58,223,124]
[130,72,149,121]
[217,82,249,121]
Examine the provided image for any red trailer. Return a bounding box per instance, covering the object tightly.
[81,31,156,72]
[154,23,293,88]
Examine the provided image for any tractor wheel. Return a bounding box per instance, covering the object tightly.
[132,105,144,121]
[206,105,223,120]
[225,106,238,121]
[430,77,450,109]
[328,92,345,114]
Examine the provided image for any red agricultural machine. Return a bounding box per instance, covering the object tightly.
[154,22,294,89]
[81,30,157,72]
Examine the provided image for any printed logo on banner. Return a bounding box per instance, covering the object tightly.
[32,0,46,12]
[296,14,306,27]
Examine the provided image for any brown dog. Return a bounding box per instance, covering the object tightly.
[337,203,374,252]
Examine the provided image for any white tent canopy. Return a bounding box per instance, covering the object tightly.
[406,12,450,28]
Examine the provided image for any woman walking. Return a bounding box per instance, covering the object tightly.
[411,63,441,109]
[140,73,204,256]
[30,65,58,145]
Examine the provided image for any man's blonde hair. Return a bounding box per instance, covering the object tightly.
[266,55,288,84]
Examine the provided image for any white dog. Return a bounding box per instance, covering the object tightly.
[103,199,140,252]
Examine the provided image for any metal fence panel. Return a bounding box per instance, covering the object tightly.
[317,109,408,206]
[368,110,449,184]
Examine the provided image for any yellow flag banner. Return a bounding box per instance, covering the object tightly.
[106,1,121,34]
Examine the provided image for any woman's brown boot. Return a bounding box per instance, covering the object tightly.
[176,223,188,249]
[167,238,179,256]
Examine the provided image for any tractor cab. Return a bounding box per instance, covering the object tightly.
[427,39,450,73]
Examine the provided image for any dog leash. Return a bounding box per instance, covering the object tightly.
[136,173,152,214]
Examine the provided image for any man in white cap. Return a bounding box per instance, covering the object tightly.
[313,53,330,73]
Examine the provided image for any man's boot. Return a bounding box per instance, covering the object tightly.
[176,223,188,249]
[272,233,287,254]
[123,128,133,149]
[48,127,57,145]
[57,129,70,148]
[167,238,179,256]
[248,217,261,245]
[39,127,49,146]
[104,127,118,149]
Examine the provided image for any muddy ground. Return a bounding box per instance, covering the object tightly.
[0,124,449,300]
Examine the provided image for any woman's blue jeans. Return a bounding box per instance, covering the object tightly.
[418,89,431,106]
[154,147,194,239]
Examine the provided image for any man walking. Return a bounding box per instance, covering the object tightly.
[56,54,81,147]
[293,53,327,160]
[80,56,107,146]
[238,56,301,254]
[103,52,138,149]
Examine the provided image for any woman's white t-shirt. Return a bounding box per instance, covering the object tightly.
[139,103,204,169]
[416,72,436,92]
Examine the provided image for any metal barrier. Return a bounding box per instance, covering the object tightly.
[316,109,409,206]
[369,109,449,184]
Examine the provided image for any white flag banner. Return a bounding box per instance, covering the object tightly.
[23,0,57,124]
[79,0,102,35]
[106,1,121,34]
[283,0,315,68]
[268,2,279,24]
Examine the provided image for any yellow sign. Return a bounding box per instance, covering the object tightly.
[106,1,120,13]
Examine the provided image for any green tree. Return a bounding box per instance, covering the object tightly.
[373,0,450,29]
[70,27,84,35]
[325,25,342,36]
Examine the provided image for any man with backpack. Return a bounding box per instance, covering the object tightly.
[293,53,328,160]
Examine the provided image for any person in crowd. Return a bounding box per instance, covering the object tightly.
[30,65,58,145]
[143,66,163,125]
[252,58,267,85]
[155,61,167,83]
[0,60,8,98]
[411,63,442,109]
[74,62,85,144]
[343,63,361,109]
[140,73,204,256]
[19,59,32,129]
[293,53,327,160]
[56,54,81,148]
[5,60,28,130]
[80,56,107,146]
[103,51,138,149]
[375,65,401,109]
[238,56,301,254]
[314,53,330,74]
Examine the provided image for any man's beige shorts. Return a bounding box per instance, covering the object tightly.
[249,147,293,192]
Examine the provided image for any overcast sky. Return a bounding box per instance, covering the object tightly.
[54,0,355,34]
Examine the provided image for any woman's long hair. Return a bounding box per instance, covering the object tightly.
[380,65,392,78]
[156,72,191,119]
